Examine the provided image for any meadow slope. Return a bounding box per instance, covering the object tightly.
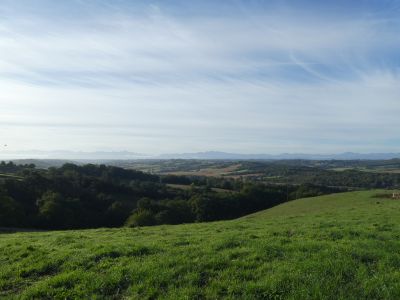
[1,190,400,299]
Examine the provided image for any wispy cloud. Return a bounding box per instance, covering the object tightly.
[0,0,399,154]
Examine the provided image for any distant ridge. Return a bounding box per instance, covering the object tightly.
[1,150,400,160]
[0,150,150,160]
[158,151,400,160]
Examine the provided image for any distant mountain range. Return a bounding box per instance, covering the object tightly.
[0,150,150,160]
[1,150,400,160]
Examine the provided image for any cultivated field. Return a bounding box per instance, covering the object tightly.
[1,190,400,299]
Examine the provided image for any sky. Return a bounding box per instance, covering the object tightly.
[0,0,399,155]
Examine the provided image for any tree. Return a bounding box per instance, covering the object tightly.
[125,210,156,227]
[0,192,23,227]
[106,201,132,227]
[155,200,194,224]
[36,191,73,229]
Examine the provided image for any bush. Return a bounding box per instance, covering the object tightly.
[125,210,156,227]
[0,192,23,227]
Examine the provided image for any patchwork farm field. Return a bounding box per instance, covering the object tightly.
[1,190,400,299]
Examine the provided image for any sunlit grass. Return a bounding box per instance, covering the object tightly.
[1,190,400,299]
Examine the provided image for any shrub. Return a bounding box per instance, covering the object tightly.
[125,210,156,227]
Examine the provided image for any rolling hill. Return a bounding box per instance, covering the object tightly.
[1,190,400,299]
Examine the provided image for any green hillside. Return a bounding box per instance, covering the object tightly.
[1,190,400,299]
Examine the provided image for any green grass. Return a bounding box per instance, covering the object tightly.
[2,190,400,299]
[330,166,400,174]
[166,183,236,194]
[0,173,23,180]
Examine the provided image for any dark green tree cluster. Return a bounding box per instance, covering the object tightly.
[125,183,341,227]
[0,162,342,230]
[0,161,35,174]
[236,161,400,189]
[0,163,169,229]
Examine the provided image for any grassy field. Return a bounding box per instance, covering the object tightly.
[1,190,400,299]
[166,183,237,194]
[0,173,23,180]
[162,164,242,177]
[330,167,400,174]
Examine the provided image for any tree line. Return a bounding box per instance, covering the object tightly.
[0,162,343,229]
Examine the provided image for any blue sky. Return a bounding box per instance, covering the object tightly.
[0,0,399,155]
